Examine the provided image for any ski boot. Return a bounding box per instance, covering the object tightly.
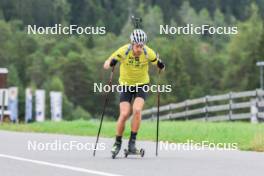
[111,141,121,159]
[124,139,145,158]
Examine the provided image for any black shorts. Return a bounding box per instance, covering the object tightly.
[119,84,148,103]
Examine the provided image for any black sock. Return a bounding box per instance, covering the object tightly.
[116,135,122,143]
[129,131,137,141]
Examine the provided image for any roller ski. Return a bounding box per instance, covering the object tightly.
[111,141,121,159]
[124,139,145,158]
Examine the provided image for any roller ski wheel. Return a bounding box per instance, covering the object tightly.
[112,153,117,159]
[124,148,145,158]
[140,148,145,157]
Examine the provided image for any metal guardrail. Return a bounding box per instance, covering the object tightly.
[142,89,264,122]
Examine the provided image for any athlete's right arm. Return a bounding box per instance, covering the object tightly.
[103,44,128,70]
[103,59,118,69]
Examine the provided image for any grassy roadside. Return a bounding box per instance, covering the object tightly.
[0,120,263,152]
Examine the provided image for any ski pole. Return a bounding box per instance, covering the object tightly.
[156,69,161,156]
[93,66,115,156]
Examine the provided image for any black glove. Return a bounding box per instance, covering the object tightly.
[157,60,165,70]
[110,59,118,67]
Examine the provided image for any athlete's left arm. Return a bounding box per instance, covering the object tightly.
[147,47,165,70]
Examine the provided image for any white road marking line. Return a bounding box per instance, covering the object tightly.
[0,153,123,176]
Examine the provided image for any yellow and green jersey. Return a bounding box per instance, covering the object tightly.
[108,44,158,86]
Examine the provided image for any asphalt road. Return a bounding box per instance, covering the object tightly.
[0,130,263,176]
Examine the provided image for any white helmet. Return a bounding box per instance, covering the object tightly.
[130,29,147,45]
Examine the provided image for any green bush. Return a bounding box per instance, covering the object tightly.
[72,106,92,120]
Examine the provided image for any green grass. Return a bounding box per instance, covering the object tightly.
[0,119,263,151]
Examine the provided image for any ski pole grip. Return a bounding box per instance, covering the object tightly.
[157,60,165,70]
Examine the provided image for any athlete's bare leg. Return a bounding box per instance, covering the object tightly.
[131,97,144,132]
[116,102,131,136]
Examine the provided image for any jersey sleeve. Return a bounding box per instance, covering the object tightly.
[147,46,158,65]
[107,44,128,62]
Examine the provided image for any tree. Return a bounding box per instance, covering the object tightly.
[7,65,21,87]
[45,76,64,92]
[222,4,263,90]
[164,46,191,101]
[62,55,95,113]
[143,6,164,38]
[179,1,198,25]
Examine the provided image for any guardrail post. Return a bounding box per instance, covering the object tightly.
[185,100,188,120]
[168,103,172,120]
[256,89,264,122]
[229,92,233,121]
[251,99,258,123]
[204,96,208,121]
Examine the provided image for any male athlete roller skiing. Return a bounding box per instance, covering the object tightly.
[103,28,165,158]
